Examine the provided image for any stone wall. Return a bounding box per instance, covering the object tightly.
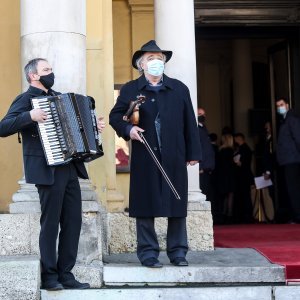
[106,202,214,254]
[0,212,103,288]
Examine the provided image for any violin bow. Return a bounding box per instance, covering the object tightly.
[138,132,181,200]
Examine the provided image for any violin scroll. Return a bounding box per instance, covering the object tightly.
[123,95,146,125]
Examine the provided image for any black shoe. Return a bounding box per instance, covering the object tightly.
[60,279,90,289]
[41,281,64,291]
[171,257,189,266]
[141,257,163,268]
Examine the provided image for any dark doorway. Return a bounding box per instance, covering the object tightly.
[195,26,300,223]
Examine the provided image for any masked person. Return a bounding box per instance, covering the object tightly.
[276,97,300,223]
[197,108,215,201]
[109,40,201,268]
[0,58,105,290]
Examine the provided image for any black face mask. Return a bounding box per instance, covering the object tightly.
[39,72,55,89]
[198,115,205,123]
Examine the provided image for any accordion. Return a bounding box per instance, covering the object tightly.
[31,93,104,166]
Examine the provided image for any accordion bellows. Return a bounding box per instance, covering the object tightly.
[31,93,104,166]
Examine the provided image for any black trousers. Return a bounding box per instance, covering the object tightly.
[136,217,188,262]
[284,163,300,222]
[36,163,82,283]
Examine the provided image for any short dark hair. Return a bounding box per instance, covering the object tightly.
[222,126,233,135]
[24,58,47,83]
[209,133,218,142]
[234,132,245,140]
[275,96,288,104]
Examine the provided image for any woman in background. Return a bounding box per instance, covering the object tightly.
[214,134,235,224]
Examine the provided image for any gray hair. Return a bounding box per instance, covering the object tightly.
[24,58,47,83]
[135,53,166,74]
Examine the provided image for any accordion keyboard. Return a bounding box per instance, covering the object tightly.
[31,97,67,165]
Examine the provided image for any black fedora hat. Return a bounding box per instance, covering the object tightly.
[132,40,173,69]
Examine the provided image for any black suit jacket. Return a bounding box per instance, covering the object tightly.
[0,86,88,185]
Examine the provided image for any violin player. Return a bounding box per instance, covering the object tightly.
[109,40,201,268]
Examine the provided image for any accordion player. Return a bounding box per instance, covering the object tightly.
[31,93,104,166]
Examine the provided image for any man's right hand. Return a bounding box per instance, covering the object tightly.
[129,126,144,143]
[30,108,48,123]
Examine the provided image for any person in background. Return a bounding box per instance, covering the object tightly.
[262,121,276,205]
[197,108,215,201]
[214,134,235,224]
[276,97,300,223]
[233,133,254,223]
[209,133,218,156]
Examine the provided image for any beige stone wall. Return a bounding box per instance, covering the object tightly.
[113,0,132,84]
[0,1,22,212]
[107,210,214,253]
[113,0,154,83]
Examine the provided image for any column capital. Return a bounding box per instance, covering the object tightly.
[127,0,153,12]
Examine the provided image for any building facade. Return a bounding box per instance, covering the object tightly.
[0,0,300,238]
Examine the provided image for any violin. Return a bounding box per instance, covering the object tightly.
[123,95,146,125]
[122,94,181,200]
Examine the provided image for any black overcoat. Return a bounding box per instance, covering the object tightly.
[109,74,201,217]
[198,124,215,171]
[276,110,300,166]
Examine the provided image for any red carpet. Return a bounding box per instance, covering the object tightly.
[214,224,300,282]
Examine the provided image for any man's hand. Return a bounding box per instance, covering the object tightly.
[30,108,47,123]
[130,126,144,143]
[187,160,199,166]
[97,117,105,133]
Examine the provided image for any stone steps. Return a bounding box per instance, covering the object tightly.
[0,256,40,300]
[103,248,285,286]
[41,286,272,300]
[0,249,289,300]
[41,286,300,300]
[104,264,283,286]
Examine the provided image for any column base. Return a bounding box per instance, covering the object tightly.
[106,189,125,212]
[9,179,100,214]
[188,189,211,211]
[0,211,103,264]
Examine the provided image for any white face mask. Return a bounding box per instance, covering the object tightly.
[146,59,164,77]
[277,106,287,115]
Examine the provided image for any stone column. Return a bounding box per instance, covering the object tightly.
[10,0,97,214]
[154,0,205,204]
[153,0,213,251]
[232,40,254,136]
[20,0,86,94]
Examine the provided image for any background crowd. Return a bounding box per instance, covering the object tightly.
[198,100,300,225]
